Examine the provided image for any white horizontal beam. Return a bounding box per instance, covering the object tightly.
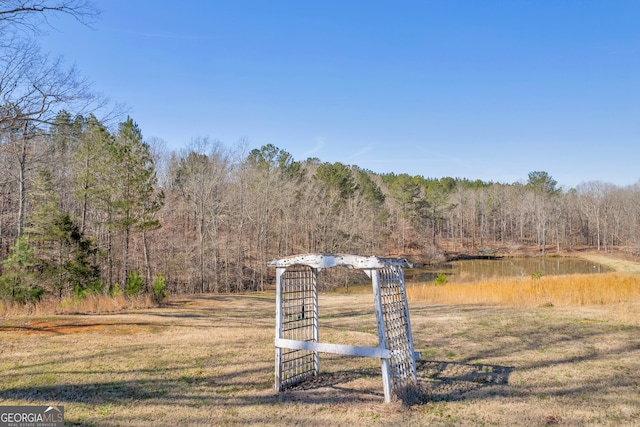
[269,253,412,269]
[275,338,391,359]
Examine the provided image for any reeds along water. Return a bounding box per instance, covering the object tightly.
[406,273,640,308]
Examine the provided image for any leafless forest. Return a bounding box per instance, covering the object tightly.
[2,118,640,301]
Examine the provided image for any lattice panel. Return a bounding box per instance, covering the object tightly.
[277,265,319,389]
[273,254,416,402]
[378,266,417,387]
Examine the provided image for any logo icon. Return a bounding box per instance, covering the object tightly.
[0,405,64,427]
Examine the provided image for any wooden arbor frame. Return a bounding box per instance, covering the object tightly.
[270,253,418,403]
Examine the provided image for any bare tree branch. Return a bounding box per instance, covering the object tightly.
[0,40,101,130]
[0,0,98,35]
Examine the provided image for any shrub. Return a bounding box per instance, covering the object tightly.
[109,283,123,297]
[152,272,169,303]
[125,270,145,297]
[434,273,447,285]
[74,280,105,299]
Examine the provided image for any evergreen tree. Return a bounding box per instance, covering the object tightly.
[26,168,101,298]
[383,173,421,253]
[108,117,163,285]
[315,162,356,202]
[415,178,455,247]
[247,144,302,177]
[0,236,41,303]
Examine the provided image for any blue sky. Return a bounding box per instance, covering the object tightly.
[39,1,640,188]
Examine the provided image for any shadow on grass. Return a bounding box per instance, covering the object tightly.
[276,359,514,405]
[0,366,279,407]
[412,359,513,403]
[0,360,511,408]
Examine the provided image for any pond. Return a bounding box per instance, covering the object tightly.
[404,257,613,285]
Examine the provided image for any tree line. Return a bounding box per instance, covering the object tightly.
[3,117,640,302]
[2,2,640,303]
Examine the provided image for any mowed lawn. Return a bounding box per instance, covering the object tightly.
[1,292,639,426]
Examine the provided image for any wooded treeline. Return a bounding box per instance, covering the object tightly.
[2,114,640,302]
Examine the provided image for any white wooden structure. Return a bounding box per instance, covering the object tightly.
[270,253,418,403]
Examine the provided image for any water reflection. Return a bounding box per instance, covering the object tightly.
[405,257,612,284]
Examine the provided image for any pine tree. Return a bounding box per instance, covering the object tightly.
[26,168,101,298]
[108,117,163,285]
[0,236,41,303]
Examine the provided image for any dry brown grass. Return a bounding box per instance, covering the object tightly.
[1,292,639,426]
[407,254,640,327]
[407,273,640,310]
[0,294,156,317]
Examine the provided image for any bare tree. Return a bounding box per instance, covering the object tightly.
[0,1,97,36]
[0,128,43,237]
[0,39,99,128]
[0,42,101,244]
[1,0,104,128]
[0,0,115,268]
[174,137,229,292]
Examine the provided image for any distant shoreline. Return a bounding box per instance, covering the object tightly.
[574,253,640,274]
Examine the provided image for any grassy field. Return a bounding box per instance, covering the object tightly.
[1,284,639,426]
